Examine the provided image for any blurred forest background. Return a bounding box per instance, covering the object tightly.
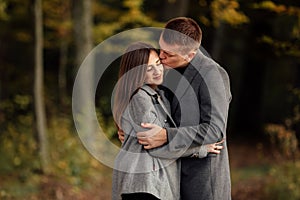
[0,0,300,199]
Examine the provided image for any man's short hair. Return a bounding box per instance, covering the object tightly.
[162,17,202,54]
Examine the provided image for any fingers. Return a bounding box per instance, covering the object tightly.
[215,138,225,145]
[215,145,223,150]
[136,123,153,138]
[143,145,151,150]
[207,143,224,154]
[211,149,221,154]
[118,134,124,143]
[138,139,152,149]
[136,129,154,138]
[138,139,148,146]
[141,122,155,128]
[117,129,125,143]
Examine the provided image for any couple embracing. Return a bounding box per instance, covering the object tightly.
[112,17,232,200]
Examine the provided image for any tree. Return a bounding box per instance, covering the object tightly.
[44,0,72,107]
[72,0,92,68]
[71,0,95,155]
[34,0,49,173]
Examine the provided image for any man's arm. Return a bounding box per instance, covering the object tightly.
[146,138,224,159]
[137,66,231,151]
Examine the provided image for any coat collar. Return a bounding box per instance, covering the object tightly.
[140,84,158,96]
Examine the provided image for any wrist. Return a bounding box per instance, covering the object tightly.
[162,128,168,143]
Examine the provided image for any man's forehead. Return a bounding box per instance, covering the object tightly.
[158,36,181,54]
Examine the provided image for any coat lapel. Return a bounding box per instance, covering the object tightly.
[140,85,177,127]
[172,50,202,112]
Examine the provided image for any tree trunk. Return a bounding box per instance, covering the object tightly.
[72,0,93,69]
[72,0,95,154]
[58,39,68,107]
[34,0,49,173]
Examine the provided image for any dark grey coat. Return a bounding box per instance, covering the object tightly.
[162,50,232,200]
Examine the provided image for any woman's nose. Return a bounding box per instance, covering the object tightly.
[153,66,162,75]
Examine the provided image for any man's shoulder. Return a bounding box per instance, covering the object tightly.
[199,52,219,69]
[194,51,229,76]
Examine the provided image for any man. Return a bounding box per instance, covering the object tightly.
[136,17,232,200]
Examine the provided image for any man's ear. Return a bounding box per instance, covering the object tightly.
[185,51,196,62]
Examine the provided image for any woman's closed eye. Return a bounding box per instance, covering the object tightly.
[147,65,153,71]
[147,63,162,72]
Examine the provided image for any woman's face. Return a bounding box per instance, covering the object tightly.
[144,50,164,89]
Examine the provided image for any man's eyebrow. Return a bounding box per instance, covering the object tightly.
[162,49,175,55]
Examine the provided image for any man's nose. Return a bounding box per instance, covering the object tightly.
[159,50,166,59]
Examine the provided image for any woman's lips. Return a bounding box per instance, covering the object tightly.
[153,75,162,80]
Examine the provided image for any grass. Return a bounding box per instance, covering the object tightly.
[231,164,270,184]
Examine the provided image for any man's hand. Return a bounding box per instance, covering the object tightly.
[137,123,167,149]
[117,128,125,143]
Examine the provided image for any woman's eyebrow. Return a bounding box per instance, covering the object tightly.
[156,59,160,64]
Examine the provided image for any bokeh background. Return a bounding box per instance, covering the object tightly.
[0,0,300,199]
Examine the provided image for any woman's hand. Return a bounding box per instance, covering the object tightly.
[118,128,125,143]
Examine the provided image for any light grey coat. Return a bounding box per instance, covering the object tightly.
[112,85,209,200]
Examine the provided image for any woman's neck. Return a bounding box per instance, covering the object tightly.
[145,84,157,90]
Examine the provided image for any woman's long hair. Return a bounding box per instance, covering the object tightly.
[113,42,158,128]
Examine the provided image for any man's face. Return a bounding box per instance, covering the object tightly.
[158,36,189,69]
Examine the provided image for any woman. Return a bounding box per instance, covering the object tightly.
[112,42,222,200]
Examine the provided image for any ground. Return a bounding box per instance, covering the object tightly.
[0,140,276,200]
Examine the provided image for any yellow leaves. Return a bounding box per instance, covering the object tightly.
[43,0,72,45]
[57,161,68,170]
[265,124,298,159]
[211,0,249,27]
[14,95,31,110]
[15,31,32,43]
[93,0,162,43]
[260,35,273,44]
[123,0,143,10]
[199,16,210,26]
[260,35,300,57]
[13,157,21,166]
[0,0,8,21]
[253,1,300,16]
[253,1,286,13]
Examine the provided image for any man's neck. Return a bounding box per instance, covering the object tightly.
[175,65,187,74]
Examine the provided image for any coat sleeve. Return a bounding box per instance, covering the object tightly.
[165,66,231,152]
[129,91,209,159]
[148,142,208,159]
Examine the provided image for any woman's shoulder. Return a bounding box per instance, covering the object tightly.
[129,86,155,109]
[131,85,157,100]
